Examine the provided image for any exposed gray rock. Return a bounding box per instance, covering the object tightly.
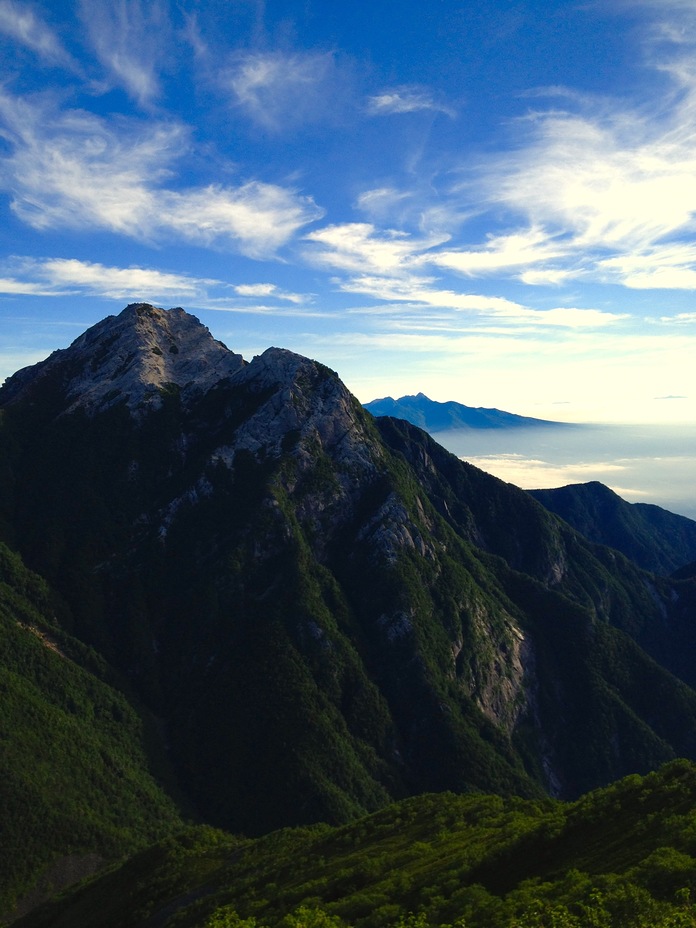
[1,303,246,415]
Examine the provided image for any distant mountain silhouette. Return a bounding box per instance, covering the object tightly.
[364,392,569,431]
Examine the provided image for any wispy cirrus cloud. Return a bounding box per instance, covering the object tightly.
[220,50,349,132]
[366,86,455,118]
[340,275,624,329]
[233,283,306,304]
[33,258,215,299]
[432,228,571,278]
[481,106,696,253]
[0,91,181,235]
[161,182,323,257]
[457,44,696,291]
[0,276,58,296]
[519,268,577,286]
[356,188,413,221]
[78,0,171,105]
[346,14,696,297]
[0,257,218,300]
[355,186,470,235]
[305,222,448,275]
[0,90,322,257]
[0,0,78,69]
[0,258,320,317]
[599,244,696,290]
[305,222,623,329]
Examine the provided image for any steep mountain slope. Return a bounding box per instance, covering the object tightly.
[529,481,696,575]
[0,541,183,919]
[363,392,564,431]
[15,760,696,928]
[2,303,696,846]
[375,416,696,685]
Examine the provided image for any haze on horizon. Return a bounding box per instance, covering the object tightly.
[0,0,696,426]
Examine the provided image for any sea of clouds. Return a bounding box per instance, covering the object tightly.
[435,424,696,522]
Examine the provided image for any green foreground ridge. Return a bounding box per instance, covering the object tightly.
[14,760,696,928]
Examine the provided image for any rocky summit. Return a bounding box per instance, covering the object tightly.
[3,304,696,913]
[0,302,246,415]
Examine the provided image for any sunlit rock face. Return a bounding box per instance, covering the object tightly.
[0,302,246,415]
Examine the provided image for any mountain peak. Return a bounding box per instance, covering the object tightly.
[364,392,564,432]
[0,303,246,416]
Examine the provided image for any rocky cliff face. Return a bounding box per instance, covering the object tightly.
[1,302,246,415]
[2,304,696,836]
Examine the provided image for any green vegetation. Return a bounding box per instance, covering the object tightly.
[14,761,696,928]
[529,482,696,576]
[0,543,183,917]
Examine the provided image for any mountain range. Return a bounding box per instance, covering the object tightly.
[365,394,696,577]
[363,393,567,431]
[3,303,696,922]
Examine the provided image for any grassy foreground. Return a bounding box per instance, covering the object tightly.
[14,759,696,928]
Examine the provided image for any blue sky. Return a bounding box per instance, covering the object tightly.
[1,0,696,423]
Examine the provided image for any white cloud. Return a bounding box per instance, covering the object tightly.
[432,228,569,277]
[163,182,323,258]
[519,268,577,286]
[346,16,696,300]
[0,257,219,300]
[0,91,322,256]
[0,276,59,295]
[340,276,522,312]
[535,307,627,327]
[481,108,696,253]
[355,187,471,239]
[234,283,276,297]
[34,258,215,299]
[221,50,346,131]
[434,9,696,295]
[339,276,624,328]
[0,257,320,311]
[456,14,696,295]
[0,90,182,234]
[599,244,696,289]
[78,0,170,105]
[0,0,77,68]
[463,454,628,490]
[305,223,448,275]
[366,86,455,118]
[356,188,412,220]
[303,222,622,329]
[190,300,326,318]
[233,283,306,303]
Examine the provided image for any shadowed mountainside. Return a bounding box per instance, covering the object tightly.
[3,304,696,917]
[0,542,182,918]
[529,481,696,576]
